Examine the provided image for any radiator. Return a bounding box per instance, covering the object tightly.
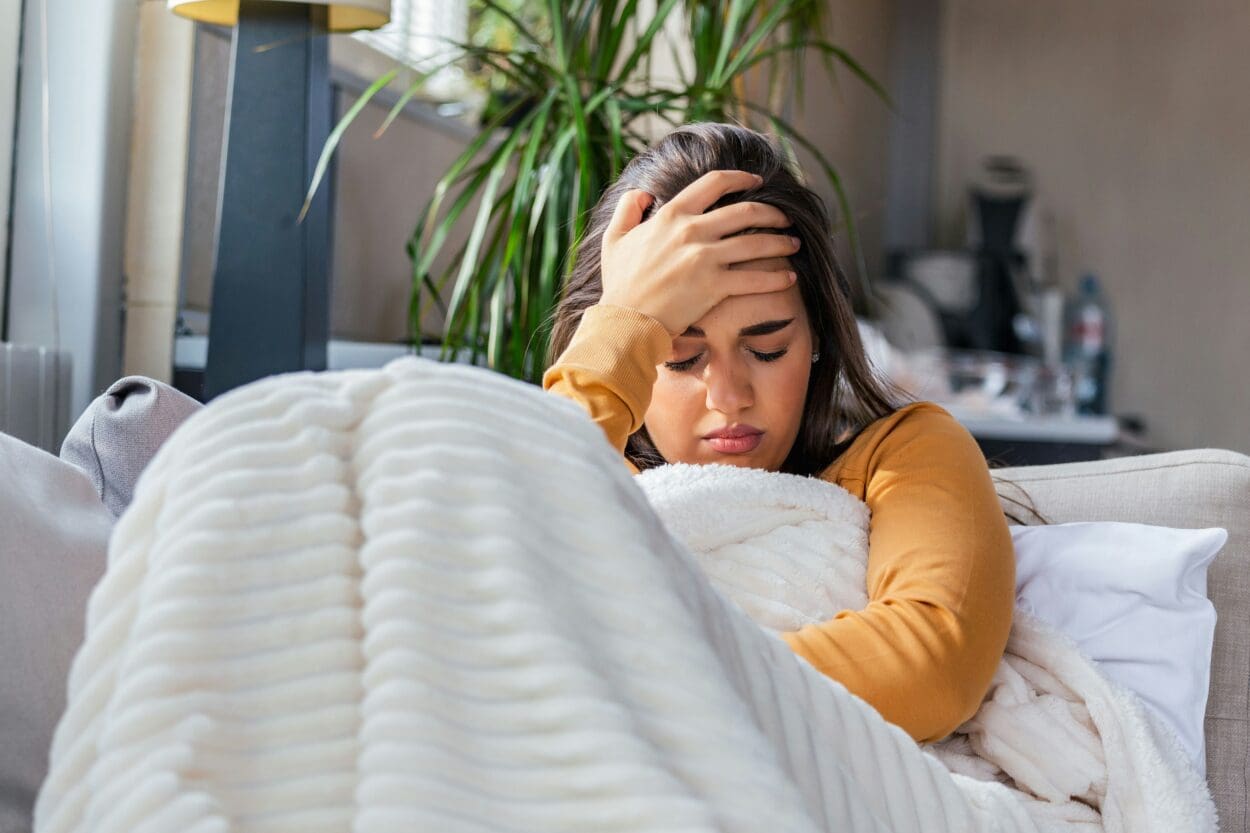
[0,343,72,454]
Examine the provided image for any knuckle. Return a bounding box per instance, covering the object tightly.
[676,219,701,245]
[673,247,698,272]
[752,202,781,223]
[732,202,755,222]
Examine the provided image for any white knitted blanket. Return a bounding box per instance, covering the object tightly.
[34,357,1214,833]
[636,463,1217,833]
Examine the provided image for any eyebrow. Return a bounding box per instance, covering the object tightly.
[680,318,796,338]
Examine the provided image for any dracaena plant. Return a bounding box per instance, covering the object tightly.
[308,0,888,382]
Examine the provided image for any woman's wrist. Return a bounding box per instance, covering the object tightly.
[545,304,672,421]
[587,302,673,339]
[570,304,673,367]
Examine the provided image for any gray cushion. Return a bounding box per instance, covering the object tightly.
[0,433,112,833]
[59,376,201,517]
[994,449,1250,833]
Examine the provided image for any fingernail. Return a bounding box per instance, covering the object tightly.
[753,174,764,183]
[788,271,797,282]
[789,236,801,248]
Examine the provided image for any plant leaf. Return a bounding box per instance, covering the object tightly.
[712,2,791,88]
[710,0,751,86]
[744,100,873,310]
[744,39,894,110]
[299,69,397,223]
[614,0,681,84]
[401,0,886,377]
[476,0,542,48]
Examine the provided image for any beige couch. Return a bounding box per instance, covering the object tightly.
[3,424,1246,831]
[996,449,1250,833]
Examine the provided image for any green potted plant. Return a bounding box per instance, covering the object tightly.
[308,0,888,382]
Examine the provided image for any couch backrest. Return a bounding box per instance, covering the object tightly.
[994,449,1249,833]
[0,432,112,832]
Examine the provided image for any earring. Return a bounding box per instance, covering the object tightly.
[811,351,820,363]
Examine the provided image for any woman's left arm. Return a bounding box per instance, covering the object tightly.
[780,405,1015,744]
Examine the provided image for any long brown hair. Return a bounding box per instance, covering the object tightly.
[546,122,907,475]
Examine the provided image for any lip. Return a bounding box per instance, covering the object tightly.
[703,424,764,454]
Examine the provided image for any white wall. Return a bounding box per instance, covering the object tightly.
[936,0,1250,453]
[8,0,137,421]
[327,86,475,342]
[792,1,899,288]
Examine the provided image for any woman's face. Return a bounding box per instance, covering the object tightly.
[643,256,814,472]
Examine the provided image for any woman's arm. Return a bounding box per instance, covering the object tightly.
[544,172,796,473]
[542,304,672,473]
[781,403,1015,744]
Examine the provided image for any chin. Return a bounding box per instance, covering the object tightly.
[704,452,771,470]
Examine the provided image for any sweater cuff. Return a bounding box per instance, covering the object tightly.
[545,304,673,420]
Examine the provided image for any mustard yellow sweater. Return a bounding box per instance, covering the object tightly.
[542,304,1015,743]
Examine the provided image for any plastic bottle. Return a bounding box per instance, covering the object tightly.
[1063,273,1113,415]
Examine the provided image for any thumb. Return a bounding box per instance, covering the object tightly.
[604,189,653,244]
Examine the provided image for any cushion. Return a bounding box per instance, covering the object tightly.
[59,375,202,517]
[1010,522,1226,775]
[0,432,112,833]
[994,449,1250,833]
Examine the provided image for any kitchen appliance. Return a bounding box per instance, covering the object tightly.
[882,156,1049,356]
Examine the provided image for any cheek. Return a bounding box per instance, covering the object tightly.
[643,376,702,448]
[766,359,813,421]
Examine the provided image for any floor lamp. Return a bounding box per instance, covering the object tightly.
[167,0,390,400]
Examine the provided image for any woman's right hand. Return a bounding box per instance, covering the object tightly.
[597,170,801,336]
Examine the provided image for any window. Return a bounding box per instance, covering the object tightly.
[352,0,470,101]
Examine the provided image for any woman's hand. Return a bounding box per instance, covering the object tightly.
[598,170,801,336]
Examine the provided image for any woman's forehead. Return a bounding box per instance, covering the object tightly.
[688,283,807,336]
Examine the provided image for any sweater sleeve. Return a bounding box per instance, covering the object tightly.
[541,304,673,474]
[781,405,1015,744]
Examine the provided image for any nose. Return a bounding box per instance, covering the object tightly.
[702,353,754,415]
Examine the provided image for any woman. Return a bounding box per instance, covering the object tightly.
[543,122,1015,745]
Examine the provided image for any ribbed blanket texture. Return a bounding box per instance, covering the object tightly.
[33,357,1215,833]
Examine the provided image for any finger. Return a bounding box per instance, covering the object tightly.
[719,268,798,299]
[665,169,762,216]
[699,200,791,239]
[605,189,653,244]
[712,231,801,265]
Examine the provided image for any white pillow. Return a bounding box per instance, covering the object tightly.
[1009,522,1226,776]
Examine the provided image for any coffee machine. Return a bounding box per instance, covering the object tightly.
[963,156,1041,354]
[884,156,1047,356]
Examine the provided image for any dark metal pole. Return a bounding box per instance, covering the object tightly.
[204,0,331,400]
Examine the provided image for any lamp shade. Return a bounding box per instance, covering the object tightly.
[169,0,390,32]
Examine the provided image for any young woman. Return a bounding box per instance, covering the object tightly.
[543,123,1015,745]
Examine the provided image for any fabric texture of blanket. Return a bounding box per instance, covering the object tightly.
[636,462,1217,832]
[34,357,1215,833]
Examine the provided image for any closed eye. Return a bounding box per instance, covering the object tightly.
[663,348,789,372]
[663,355,701,372]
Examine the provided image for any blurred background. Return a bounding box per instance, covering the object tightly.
[1,0,1247,465]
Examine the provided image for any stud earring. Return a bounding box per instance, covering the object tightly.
[811,351,820,363]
